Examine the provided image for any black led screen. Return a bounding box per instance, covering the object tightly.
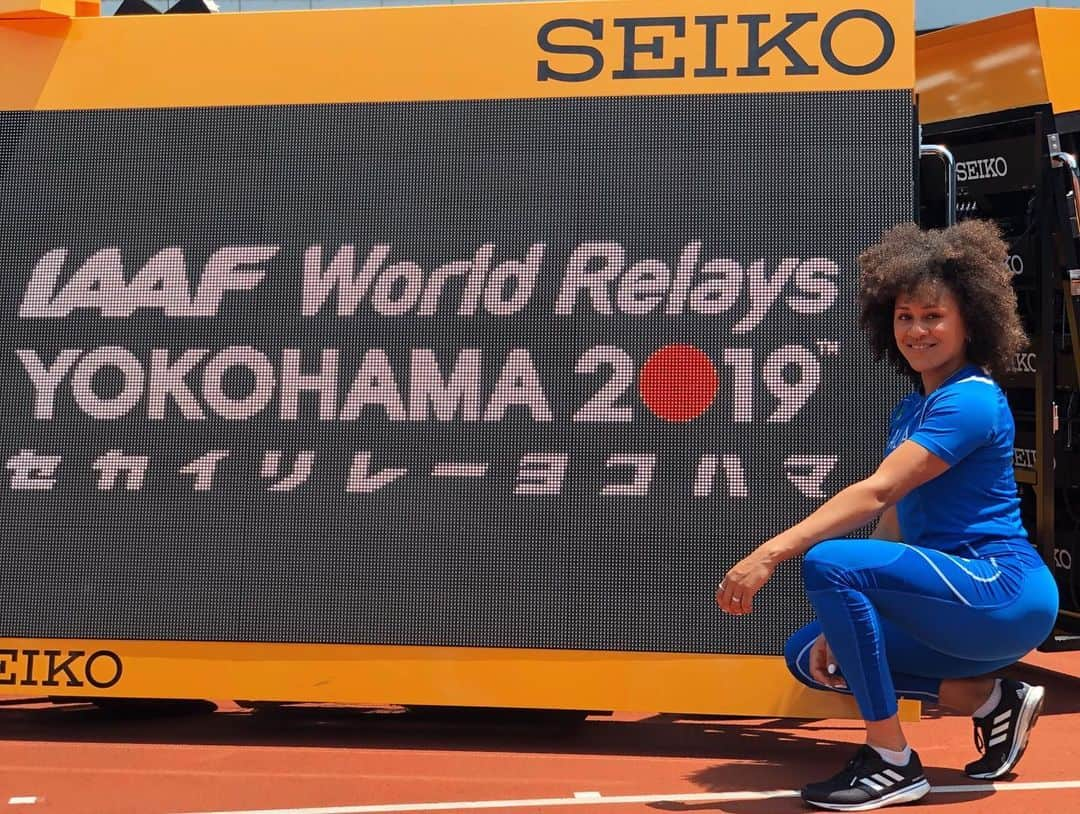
[0,92,911,653]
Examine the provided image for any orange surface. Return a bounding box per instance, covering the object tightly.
[0,654,1076,814]
[0,639,919,722]
[917,7,1080,123]
[0,0,74,18]
[0,0,915,111]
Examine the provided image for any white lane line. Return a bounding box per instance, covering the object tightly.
[175,780,1080,814]
[7,798,37,806]
[571,792,601,800]
[935,781,1080,793]
[178,791,799,814]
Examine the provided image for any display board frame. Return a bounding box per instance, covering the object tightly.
[0,0,918,717]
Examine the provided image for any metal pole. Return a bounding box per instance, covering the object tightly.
[920,144,957,226]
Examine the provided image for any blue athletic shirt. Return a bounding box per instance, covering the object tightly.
[884,364,1028,555]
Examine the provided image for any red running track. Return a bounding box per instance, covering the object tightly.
[0,652,1077,814]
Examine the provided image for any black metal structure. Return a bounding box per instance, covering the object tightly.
[921,108,1080,648]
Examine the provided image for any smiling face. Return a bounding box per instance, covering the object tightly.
[893,282,970,393]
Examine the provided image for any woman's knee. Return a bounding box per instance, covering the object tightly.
[801,539,854,591]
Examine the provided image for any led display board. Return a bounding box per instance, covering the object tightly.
[0,1,914,660]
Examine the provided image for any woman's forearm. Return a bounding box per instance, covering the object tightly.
[757,479,890,566]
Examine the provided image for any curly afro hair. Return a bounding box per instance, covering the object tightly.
[858,220,1028,384]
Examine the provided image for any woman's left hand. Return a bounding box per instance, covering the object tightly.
[716,551,777,615]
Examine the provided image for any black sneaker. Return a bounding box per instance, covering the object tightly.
[965,678,1045,779]
[801,744,930,811]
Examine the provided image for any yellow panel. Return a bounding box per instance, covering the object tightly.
[917,9,1047,124]
[0,0,915,111]
[0,639,920,721]
[0,0,74,18]
[1034,8,1080,118]
[918,7,1080,123]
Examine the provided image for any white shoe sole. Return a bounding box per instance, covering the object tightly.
[967,685,1045,780]
[803,778,931,811]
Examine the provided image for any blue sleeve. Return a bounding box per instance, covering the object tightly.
[908,382,997,465]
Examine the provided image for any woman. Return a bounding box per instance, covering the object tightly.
[716,220,1059,811]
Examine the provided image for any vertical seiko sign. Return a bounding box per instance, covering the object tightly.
[0,1,915,657]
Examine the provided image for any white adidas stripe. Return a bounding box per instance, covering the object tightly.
[858,769,912,792]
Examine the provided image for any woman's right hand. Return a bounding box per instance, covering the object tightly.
[808,633,846,690]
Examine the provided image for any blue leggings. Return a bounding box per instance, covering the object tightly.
[784,538,1058,721]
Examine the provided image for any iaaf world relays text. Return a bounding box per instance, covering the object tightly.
[8,240,844,499]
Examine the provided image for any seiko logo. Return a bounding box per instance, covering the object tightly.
[1013,448,1037,469]
[0,648,123,689]
[956,157,1009,182]
[1007,254,1024,275]
[1008,352,1037,374]
[537,11,896,82]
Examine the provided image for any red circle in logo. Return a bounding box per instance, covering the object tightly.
[638,344,718,422]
